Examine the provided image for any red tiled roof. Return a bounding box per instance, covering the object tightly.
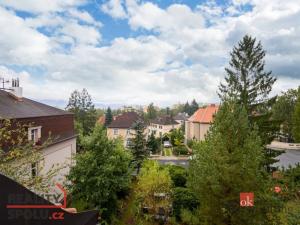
[188,104,219,123]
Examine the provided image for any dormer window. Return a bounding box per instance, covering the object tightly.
[28,126,42,143]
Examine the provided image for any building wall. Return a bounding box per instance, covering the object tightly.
[107,128,135,147]
[185,121,211,142]
[41,137,76,184]
[17,114,75,142]
[148,123,181,138]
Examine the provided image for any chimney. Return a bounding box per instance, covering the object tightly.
[9,78,23,100]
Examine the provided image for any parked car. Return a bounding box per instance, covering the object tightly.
[163,141,172,148]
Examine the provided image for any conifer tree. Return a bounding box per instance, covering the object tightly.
[219,35,276,113]
[188,101,281,225]
[129,119,148,173]
[184,102,191,115]
[105,107,113,127]
[190,99,199,115]
[218,35,279,146]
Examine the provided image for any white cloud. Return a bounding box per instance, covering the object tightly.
[101,0,127,19]
[0,0,86,13]
[0,0,300,107]
[0,7,50,65]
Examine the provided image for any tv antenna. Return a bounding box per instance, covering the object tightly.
[0,77,10,90]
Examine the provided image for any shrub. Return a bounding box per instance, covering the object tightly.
[173,145,188,156]
[172,187,199,221]
[168,165,188,187]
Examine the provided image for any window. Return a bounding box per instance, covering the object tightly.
[31,162,38,177]
[127,129,130,135]
[28,126,41,143]
[159,125,162,129]
[113,129,118,135]
[126,139,131,147]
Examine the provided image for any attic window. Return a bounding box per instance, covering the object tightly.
[28,126,42,143]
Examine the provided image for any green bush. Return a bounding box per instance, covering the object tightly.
[173,145,188,156]
[172,187,199,221]
[168,165,188,187]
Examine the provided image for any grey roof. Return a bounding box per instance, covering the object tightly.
[173,113,188,121]
[151,115,179,125]
[273,150,300,169]
[0,90,72,119]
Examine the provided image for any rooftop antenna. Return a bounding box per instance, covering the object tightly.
[0,77,10,90]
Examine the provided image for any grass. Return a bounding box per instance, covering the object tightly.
[163,148,172,156]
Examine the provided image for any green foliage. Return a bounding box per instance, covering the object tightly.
[129,119,148,171]
[272,88,299,140]
[180,208,201,225]
[147,103,157,120]
[292,93,300,142]
[173,145,189,156]
[218,35,279,146]
[183,100,199,116]
[170,128,184,146]
[190,99,199,116]
[104,107,113,127]
[136,161,172,216]
[0,119,60,192]
[172,187,199,221]
[146,132,160,154]
[168,165,188,187]
[218,35,276,113]
[188,101,281,225]
[66,88,97,135]
[67,125,132,221]
[184,102,191,115]
[279,201,300,225]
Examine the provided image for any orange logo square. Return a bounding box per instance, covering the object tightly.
[240,192,254,207]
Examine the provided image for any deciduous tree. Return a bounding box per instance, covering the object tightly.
[67,125,132,221]
[292,94,300,142]
[66,88,97,135]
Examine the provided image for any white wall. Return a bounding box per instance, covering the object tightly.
[40,137,76,185]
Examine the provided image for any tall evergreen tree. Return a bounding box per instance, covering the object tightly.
[219,35,276,113]
[105,107,113,127]
[190,99,199,115]
[188,101,281,225]
[218,35,279,145]
[66,88,97,135]
[184,101,191,115]
[129,119,148,173]
[292,94,300,142]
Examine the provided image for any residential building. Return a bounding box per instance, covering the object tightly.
[148,115,180,138]
[107,111,141,147]
[173,112,189,126]
[0,83,76,183]
[185,104,219,142]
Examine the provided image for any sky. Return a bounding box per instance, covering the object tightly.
[0,0,300,108]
